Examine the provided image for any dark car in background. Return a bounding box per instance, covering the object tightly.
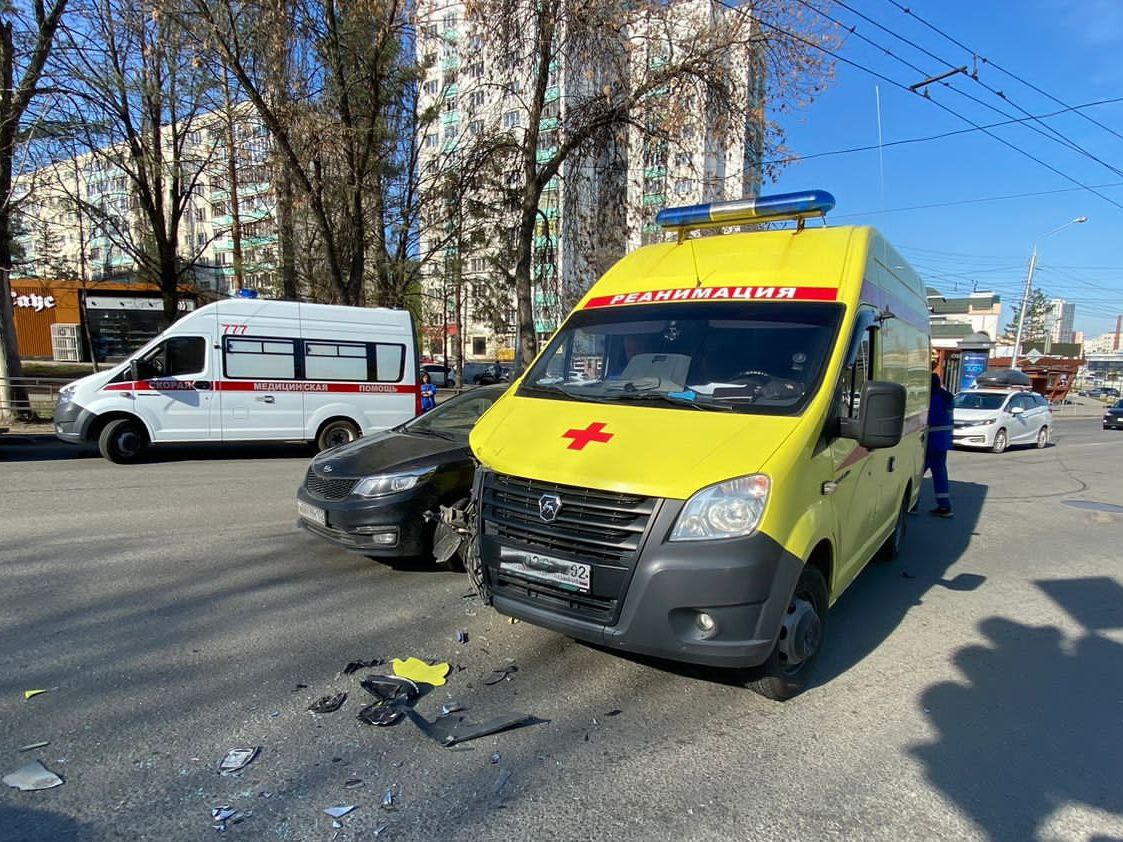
[1104,400,1123,430]
[462,362,512,386]
[296,385,505,560]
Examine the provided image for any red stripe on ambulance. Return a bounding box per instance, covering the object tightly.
[583,286,838,309]
[103,380,417,394]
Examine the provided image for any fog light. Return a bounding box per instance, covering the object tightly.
[696,612,717,635]
[352,526,398,546]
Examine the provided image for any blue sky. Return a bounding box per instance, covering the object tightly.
[767,0,1123,339]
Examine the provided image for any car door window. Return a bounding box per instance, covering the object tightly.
[136,336,206,380]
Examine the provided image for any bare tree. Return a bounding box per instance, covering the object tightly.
[0,0,69,423]
[460,0,833,367]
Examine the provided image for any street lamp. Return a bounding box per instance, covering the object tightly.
[1010,216,1087,369]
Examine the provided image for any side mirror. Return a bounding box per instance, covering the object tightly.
[129,359,140,383]
[1010,406,1025,416]
[840,381,907,450]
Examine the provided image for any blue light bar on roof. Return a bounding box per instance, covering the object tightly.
[655,189,836,230]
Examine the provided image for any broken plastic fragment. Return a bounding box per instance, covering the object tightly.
[18,741,50,752]
[606,709,622,717]
[308,692,347,714]
[360,675,420,706]
[380,788,396,810]
[506,617,519,625]
[391,657,449,687]
[357,703,404,727]
[374,824,389,836]
[440,702,465,716]
[343,778,364,789]
[211,807,238,822]
[218,746,259,775]
[323,805,356,819]
[490,752,501,765]
[406,709,542,747]
[3,760,64,791]
[483,665,519,685]
[455,630,469,644]
[342,658,386,675]
[22,689,50,700]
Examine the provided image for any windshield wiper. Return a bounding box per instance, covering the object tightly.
[411,427,457,440]
[607,392,733,411]
[522,382,617,404]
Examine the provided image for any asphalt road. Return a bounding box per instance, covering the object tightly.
[1,420,1121,842]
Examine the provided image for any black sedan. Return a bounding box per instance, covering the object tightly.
[1104,399,1123,430]
[296,386,505,559]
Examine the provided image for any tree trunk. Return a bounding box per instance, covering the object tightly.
[0,22,25,422]
[513,193,539,370]
[277,163,297,298]
[160,242,179,325]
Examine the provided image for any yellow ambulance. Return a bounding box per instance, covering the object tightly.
[468,191,930,699]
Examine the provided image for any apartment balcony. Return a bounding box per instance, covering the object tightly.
[643,167,666,179]
[441,110,460,126]
[544,85,560,103]
[642,193,666,207]
[536,145,557,164]
[539,116,560,132]
[441,56,459,71]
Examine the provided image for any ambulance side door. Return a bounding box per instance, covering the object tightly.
[131,335,214,442]
[827,314,884,588]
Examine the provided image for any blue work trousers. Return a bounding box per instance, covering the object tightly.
[925,447,951,510]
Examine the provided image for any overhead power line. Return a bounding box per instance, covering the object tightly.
[728,1,1123,211]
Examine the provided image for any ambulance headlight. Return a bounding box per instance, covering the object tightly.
[352,467,435,498]
[56,384,76,405]
[670,474,770,541]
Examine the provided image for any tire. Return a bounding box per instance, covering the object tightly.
[316,419,360,452]
[1036,426,1049,449]
[98,417,147,464]
[991,428,1008,454]
[876,492,909,562]
[745,565,829,701]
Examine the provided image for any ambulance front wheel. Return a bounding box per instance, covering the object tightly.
[744,565,829,701]
[98,417,148,464]
[316,419,360,451]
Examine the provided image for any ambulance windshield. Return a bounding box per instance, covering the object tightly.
[520,301,844,415]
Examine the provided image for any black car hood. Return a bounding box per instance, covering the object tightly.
[1107,408,1123,415]
[311,430,468,478]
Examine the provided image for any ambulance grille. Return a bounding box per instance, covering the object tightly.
[303,467,358,501]
[481,473,655,563]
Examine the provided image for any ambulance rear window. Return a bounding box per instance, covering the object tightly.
[521,301,843,416]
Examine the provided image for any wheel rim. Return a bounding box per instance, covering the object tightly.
[117,429,141,457]
[326,427,355,448]
[777,594,822,673]
[1038,428,1048,446]
[995,431,1006,450]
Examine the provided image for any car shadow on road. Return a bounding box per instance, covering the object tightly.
[910,576,1123,841]
[811,478,988,689]
[0,805,92,841]
[0,434,313,463]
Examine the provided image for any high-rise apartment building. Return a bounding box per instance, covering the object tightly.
[414,0,762,362]
[1047,298,1076,344]
[13,104,280,297]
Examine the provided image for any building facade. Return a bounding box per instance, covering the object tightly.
[413,0,762,362]
[1046,298,1076,345]
[13,104,280,298]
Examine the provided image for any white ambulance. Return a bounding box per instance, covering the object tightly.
[53,298,420,462]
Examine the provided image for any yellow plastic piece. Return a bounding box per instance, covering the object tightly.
[23,689,49,700]
[391,657,449,687]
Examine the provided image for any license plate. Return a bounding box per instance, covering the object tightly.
[499,548,591,593]
[297,499,327,527]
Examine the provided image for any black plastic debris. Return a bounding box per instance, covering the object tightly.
[3,760,64,791]
[343,658,387,675]
[343,778,365,789]
[483,665,518,686]
[211,806,246,831]
[218,747,259,776]
[406,709,542,747]
[456,630,469,644]
[360,675,420,706]
[308,693,347,714]
[605,709,622,717]
[294,683,309,691]
[17,741,49,752]
[489,752,501,765]
[357,703,404,727]
[380,788,396,810]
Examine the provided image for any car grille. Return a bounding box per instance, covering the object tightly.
[480,472,657,625]
[304,467,358,501]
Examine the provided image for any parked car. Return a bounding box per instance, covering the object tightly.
[296,385,505,560]
[462,362,511,386]
[422,363,456,388]
[1103,399,1123,430]
[952,389,1052,453]
[1086,387,1121,400]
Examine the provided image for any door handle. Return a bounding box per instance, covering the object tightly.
[255,395,275,404]
[194,381,212,391]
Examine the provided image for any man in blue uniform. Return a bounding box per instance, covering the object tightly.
[926,372,955,517]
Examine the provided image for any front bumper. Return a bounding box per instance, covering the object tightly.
[482,496,804,670]
[953,425,996,448]
[53,401,95,444]
[1104,416,1123,428]
[295,486,433,557]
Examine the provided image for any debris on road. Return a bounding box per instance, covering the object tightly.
[406,709,541,747]
[373,824,389,836]
[218,747,259,776]
[380,787,397,810]
[440,701,465,716]
[22,689,52,700]
[490,752,501,765]
[17,741,50,752]
[455,630,469,644]
[491,768,512,804]
[605,709,622,717]
[357,702,404,727]
[3,760,64,791]
[360,675,420,706]
[506,617,519,625]
[391,657,449,687]
[483,665,518,685]
[342,658,386,675]
[343,778,365,789]
[323,805,356,819]
[308,692,347,714]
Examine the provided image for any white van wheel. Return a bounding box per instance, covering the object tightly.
[317,419,360,451]
[98,418,148,463]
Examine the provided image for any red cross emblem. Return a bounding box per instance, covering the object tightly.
[562,422,614,451]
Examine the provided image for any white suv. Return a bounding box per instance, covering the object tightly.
[952,389,1052,453]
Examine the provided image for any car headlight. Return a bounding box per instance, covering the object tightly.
[352,467,435,498]
[670,474,770,542]
[57,385,75,405]
[958,418,996,427]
